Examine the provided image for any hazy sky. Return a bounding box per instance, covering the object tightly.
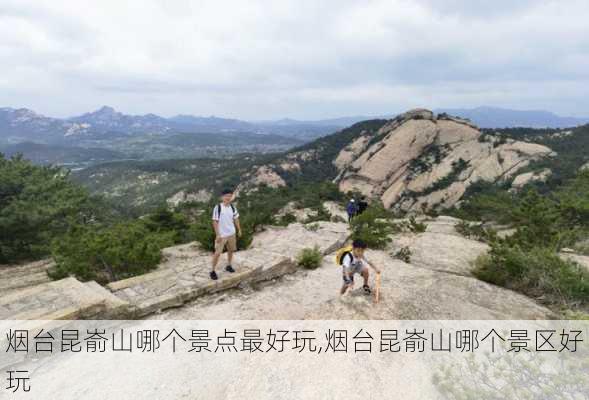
[0,0,588,119]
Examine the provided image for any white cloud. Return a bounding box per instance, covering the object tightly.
[0,0,587,118]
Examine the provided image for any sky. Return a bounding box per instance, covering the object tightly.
[0,0,588,120]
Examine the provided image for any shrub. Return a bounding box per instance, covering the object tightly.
[455,220,497,243]
[191,211,217,252]
[394,246,412,263]
[474,243,589,307]
[304,205,332,223]
[305,222,320,232]
[0,154,100,263]
[574,241,589,256]
[408,216,427,233]
[350,204,394,249]
[296,246,323,269]
[142,207,191,244]
[50,221,174,283]
[331,215,346,223]
[276,212,297,226]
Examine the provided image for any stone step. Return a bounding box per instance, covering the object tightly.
[0,259,54,294]
[83,281,130,319]
[107,249,296,318]
[106,221,350,318]
[111,263,261,318]
[0,277,117,320]
[0,222,350,321]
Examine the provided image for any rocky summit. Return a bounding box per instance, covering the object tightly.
[336,109,552,211]
[242,109,553,212]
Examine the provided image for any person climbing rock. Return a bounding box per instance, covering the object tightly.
[210,188,242,280]
[346,199,358,223]
[337,239,381,296]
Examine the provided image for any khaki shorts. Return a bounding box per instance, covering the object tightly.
[214,235,237,254]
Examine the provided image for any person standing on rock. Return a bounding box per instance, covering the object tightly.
[346,199,358,223]
[210,188,242,280]
[339,239,381,295]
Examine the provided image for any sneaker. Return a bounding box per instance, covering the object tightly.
[225,265,235,273]
[363,284,371,295]
[210,271,218,280]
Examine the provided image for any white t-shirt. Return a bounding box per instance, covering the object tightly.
[212,203,240,238]
[341,253,368,275]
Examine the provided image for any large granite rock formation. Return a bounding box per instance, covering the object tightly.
[336,109,552,212]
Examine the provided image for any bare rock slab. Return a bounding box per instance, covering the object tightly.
[392,217,489,276]
[0,277,123,320]
[109,221,350,318]
[0,259,53,295]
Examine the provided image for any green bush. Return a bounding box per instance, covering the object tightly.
[455,220,497,243]
[350,204,394,249]
[303,205,332,223]
[51,221,174,283]
[142,207,191,244]
[394,246,412,263]
[304,222,320,232]
[276,212,297,226]
[296,246,323,269]
[0,154,100,263]
[474,243,589,307]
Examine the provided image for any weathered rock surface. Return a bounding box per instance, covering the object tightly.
[166,189,211,207]
[162,249,552,320]
[511,168,552,190]
[107,222,349,317]
[242,165,287,189]
[0,259,53,295]
[0,277,127,320]
[336,109,552,211]
[391,216,489,276]
[0,216,554,321]
[276,201,348,223]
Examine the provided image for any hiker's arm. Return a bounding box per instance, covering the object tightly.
[212,220,220,238]
[234,218,242,237]
[366,260,381,274]
[344,271,354,287]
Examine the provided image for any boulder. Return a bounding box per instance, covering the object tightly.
[511,168,552,190]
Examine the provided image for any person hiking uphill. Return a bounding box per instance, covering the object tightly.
[338,239,381,295]
[346,199,358,223]
[210,188,242,280]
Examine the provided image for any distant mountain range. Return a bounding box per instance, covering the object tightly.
[0,106,341,145]
[434,106,589,129]
[1,105,587,146]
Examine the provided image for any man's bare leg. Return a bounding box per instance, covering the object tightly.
[227,250,233,267]
[212,252,221,271]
